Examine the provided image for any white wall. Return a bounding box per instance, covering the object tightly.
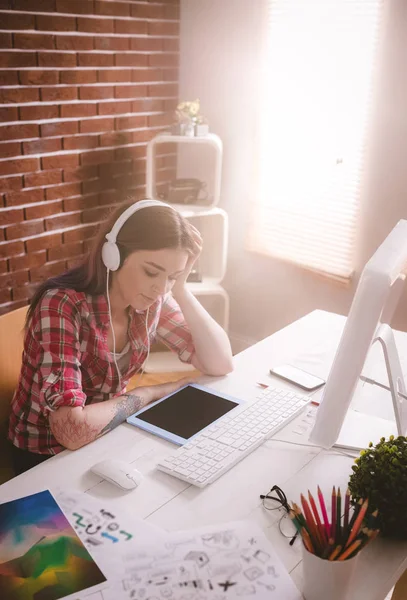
[180,0,407,350]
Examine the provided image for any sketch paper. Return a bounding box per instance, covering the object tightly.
[0,490,107,600]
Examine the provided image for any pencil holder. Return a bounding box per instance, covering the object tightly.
[302,544,360,600]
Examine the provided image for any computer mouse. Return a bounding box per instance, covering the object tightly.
[90,459,143,491]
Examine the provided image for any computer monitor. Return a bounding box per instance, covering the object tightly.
[309,220,407,450]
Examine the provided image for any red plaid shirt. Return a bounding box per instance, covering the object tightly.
[8,288,195,455]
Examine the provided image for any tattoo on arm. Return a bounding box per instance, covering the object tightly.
[98,393,144,437]
[50,410,100,449]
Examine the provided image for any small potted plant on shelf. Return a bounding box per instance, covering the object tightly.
[172,99,209,137]
[348,435,407,539]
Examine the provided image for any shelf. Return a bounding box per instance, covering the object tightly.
[149,132,222,151]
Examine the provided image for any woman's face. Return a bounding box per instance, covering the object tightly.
[111,248,188,311]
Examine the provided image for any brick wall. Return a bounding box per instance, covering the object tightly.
[0,0,179,314]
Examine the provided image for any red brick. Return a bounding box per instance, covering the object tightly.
[25,200,62,219]
[0,300,28,315]
[82,205,107,223]
[0,269,28,287]
[131,38,163,53]
[132,3,179,19]
[41,87,78,102]
[0,288,11,304]
[0,87,39,103]
[82,178,105,193]
[80,117,113,134]
[0,239,24,258]
[0,51,36,68]
[114,84,147,98]
[13,0,55,10]
[97,100,132,115]
[0,259,7,274]
[36,15,76,31]
[148,112,172,128]
[80,148,114,165]
[60,70,97,84]
[115,53,147,68]
[60,103,97,118]
[12,284,37,302]
[63,135,98,150]
[149,53,178,68]
[19,105,59,120]
[0,141,20,159]
[48,240,84,261]
[24,169,62,188]
[23,138,61,155]
[10,250,47,271]
[148,21,179,36]
[77,17,114,34]
[5,188,44,206]
[30,260,66,282]
[38,52,76,67]
[0,228,4,241]
[94,36,129,51]
[41,154,79,170]
[0,70,18,85]
[45,212,81,231]
[95,0,130,16]
[78,53,113,67]
[13,33,55,50]
[114,19,147,35]
[0,32,12,48]
[19,70,59,85]
[118,144,145,160]
[0,207,23,226]
[0,157,40,177]
[99,160,132,177]
[63,224,95,242]
[56,35,94,51]
[148,83,178,97]
[25,232,61,253]
[1,14,35,30]
[163,68,179,82]
[0,107,18,122]
[63,165,98,182]
[96,69,129,83]
[6,219,44,241]
[56,0,93,14]
[0,175,23,191]
[63,194,98,211]
[99,131,131,147]
[45,182,81,200]
[41,121,78,137]
[164,38,180,52]
[79,86,115,100]
[115,115,146,130]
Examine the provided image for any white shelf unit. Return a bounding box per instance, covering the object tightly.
[145,133,229,374]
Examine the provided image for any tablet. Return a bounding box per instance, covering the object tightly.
[126,383,242,445]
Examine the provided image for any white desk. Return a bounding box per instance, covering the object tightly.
[1,310,407,600]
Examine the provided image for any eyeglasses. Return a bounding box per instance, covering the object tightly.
[260,484,299,546]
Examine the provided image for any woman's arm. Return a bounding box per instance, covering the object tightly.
[172,287,234,376]
[49,377,194,451]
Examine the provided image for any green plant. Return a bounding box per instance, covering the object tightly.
[349,435,407,539]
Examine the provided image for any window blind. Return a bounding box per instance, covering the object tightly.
[248,0,384,282]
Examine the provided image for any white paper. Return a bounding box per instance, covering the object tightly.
[104,520,302,599]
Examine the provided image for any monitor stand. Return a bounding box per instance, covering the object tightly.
[334,324,407,451]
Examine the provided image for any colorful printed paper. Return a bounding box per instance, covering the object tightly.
[0,490,107,600]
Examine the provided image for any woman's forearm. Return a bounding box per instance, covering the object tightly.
[49,377,194,450]
[172,288,234,376]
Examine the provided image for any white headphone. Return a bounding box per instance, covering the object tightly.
[101,198,176,271]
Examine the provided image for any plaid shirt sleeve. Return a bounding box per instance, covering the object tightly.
[155,294,195,363]
[33,289,87,415]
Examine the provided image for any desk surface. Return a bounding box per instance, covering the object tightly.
[2,310,407,600]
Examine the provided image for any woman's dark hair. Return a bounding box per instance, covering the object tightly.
[26,200,195,327]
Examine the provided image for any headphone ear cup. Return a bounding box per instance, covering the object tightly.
[102,241,121,271]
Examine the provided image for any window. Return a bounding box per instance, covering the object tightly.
[248,0,384,282]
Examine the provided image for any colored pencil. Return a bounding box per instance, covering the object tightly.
[301,494,321,550]
[308,490,327,545]
[337,539,362,561]
[317,485,331,539]
[336,488,342,544]
[331,486,337,539]
[328,544,342,561]
[345,499,369,549]
[344,488,350,531]
[302,527,315,554]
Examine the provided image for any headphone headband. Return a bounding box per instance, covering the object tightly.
[102,198,177,271]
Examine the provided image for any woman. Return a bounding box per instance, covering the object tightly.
[8,199,233,475]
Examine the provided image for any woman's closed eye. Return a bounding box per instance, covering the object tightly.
[144,268,159,278]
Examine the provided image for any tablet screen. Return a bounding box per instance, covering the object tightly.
[135,385,238,440]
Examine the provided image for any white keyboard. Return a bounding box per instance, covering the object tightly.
[157,386,309,488]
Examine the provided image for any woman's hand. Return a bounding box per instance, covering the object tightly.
[172,224,203,297]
